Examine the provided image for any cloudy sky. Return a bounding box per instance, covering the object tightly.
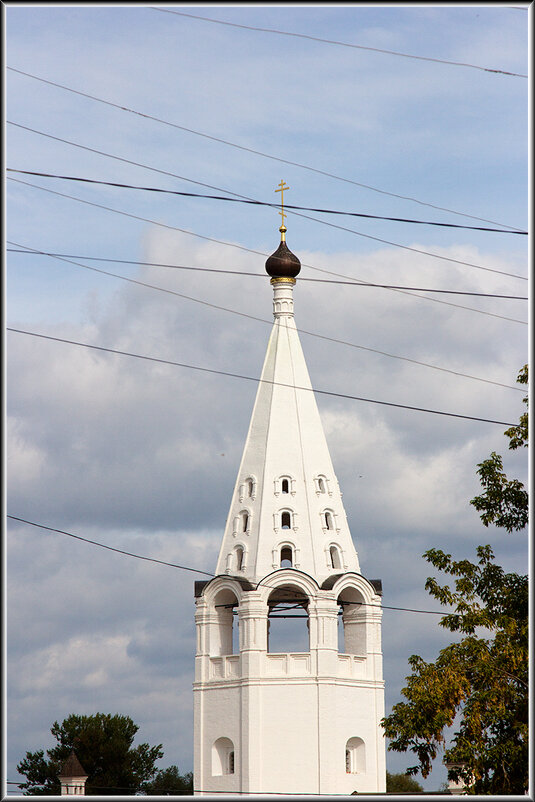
[5,3,529,795]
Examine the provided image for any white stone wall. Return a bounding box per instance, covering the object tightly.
[194,573,386,795]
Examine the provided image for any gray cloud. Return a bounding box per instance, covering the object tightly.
[6,5,527,793]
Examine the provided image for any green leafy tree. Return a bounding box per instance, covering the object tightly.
[381,367,528,795]
[386,770,423,792]
[17,713,163,795]
[141,764,193,795]
[470,365,528,532]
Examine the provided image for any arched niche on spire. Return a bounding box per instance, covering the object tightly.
[273,474,296,497]
[326,543,345,571]
[225,543,247,574]
[233,508,252,538]
[239,475,257,503]
[273,507,298,534]
[321,507,339,534]
[271,539,300,570]
[314,474,332,496]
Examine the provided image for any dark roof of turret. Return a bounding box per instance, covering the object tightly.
[59,751,87,778]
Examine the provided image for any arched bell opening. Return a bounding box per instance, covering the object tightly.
[337,586,366,656]
[267,584,310,653]
[212,588,239,656]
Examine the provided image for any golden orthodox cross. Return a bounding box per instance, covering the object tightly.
[275,180,290,230]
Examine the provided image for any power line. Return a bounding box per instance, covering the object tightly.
[6,168,528,236]
[7,242,525,391]
[6,515,214,577]
[8,175,529,305]
[151,7,528,79]
[7,120,251,200]
[7,247,528,300]
[7,180,528,326]
[6,327,518,426]
[8,121,525,244]
[6,515,449,617]
[6,68,523,231]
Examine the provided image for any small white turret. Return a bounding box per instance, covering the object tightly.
[58,751,88,796]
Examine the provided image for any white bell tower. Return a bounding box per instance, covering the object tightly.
[193,196,386,795]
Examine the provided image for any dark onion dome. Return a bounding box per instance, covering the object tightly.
[265,234,301,278]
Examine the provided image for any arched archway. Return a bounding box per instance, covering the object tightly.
[337,586,366,655]
[267,584,310,653]
[212,587,239,656]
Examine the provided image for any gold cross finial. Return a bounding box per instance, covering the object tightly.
[275,180,289,240]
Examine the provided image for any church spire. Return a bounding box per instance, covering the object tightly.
[214,188,360,583]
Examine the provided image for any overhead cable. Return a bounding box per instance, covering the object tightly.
[7,515,214,577]
[151,8,528,78]
[8,175,528,292]
[6,68,523,231]
[4,515,464,617]
[8,121,524,239]
[7,177,528,325]
[7,242,525,391]
[7,247,528,300]
[6,169,528,235]
[6,328,518,426]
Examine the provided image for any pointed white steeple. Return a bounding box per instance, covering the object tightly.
[215,225,360,585]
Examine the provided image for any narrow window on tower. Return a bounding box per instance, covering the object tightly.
[324,511,334,530]
[281,478,289,494]
[281,511,291,529]
[236,546,244,571]
[242,512,249,533]
[280,546,293,567]
[228,751,235,774]
[330,545,342,569]
[245,478,253,497]
[318,477,326,493]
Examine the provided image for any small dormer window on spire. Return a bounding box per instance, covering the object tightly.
[274,508,297,533]
[280,546,293,567]
[314,475,332,496]
[274,475,295,497]
[239,476,257,503]
[233,509,251,537]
